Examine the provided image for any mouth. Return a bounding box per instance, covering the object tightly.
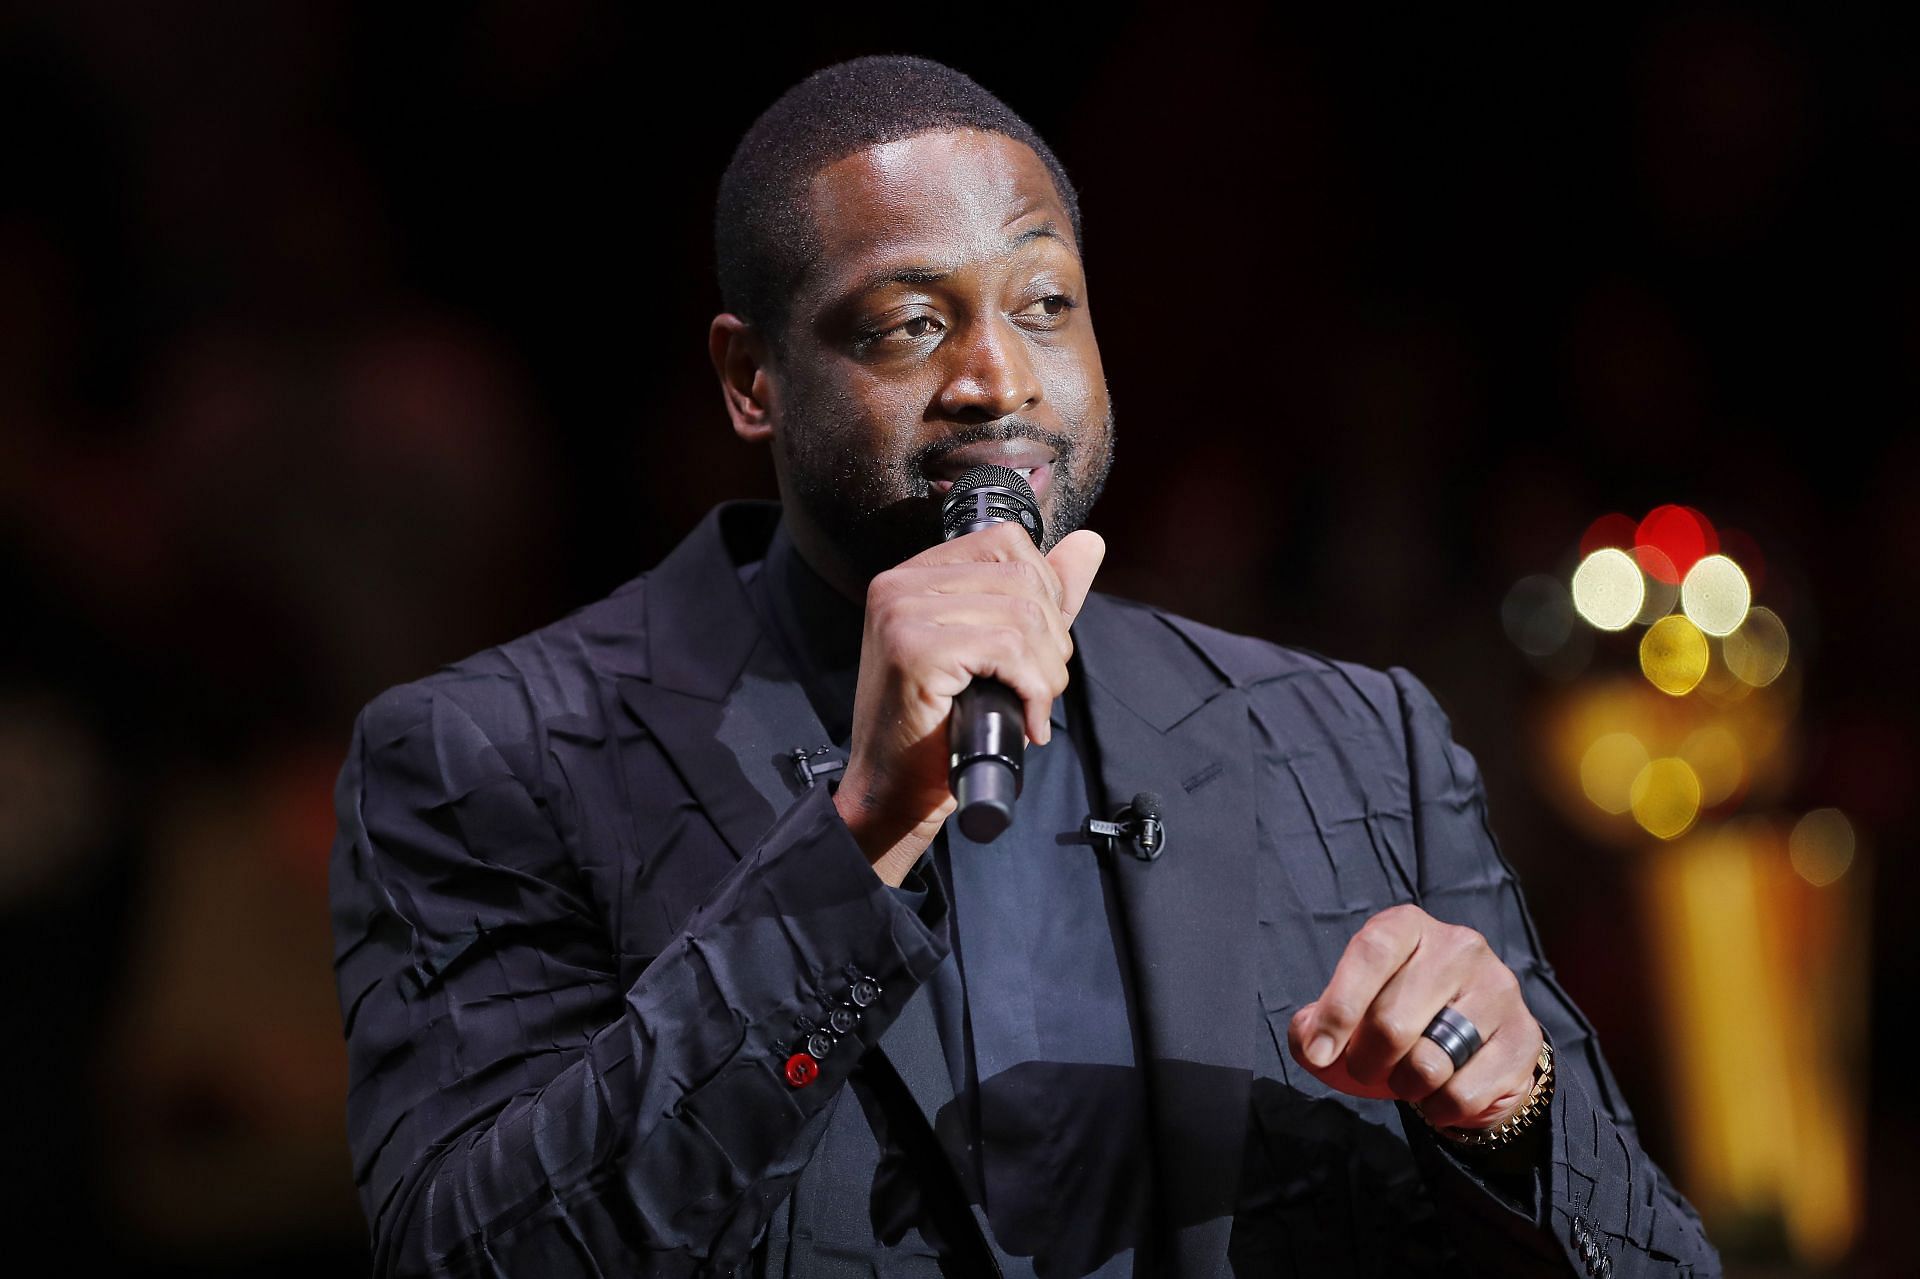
[924,445,1057,506]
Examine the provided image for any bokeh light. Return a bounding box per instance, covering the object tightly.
[1724,606,1790,687]
[1640,614,1710,695]
[1580,512,1639,559]
[1572,547,1646,631]
[1631,756,1702,839]
[1633,544,1681,625]
[1681,554,1752,636]
[1789,808,1856,886]
[1696,640,1757,707]
[1636,504,1718,584]
[1582,731,1651,814]
[1680,725,1747,806]
[1502,574,1577,657]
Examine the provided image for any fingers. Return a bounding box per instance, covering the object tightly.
[1047,529,1107,626]
[1293,905,1424,1070]
[1342,924,1485,1090]
[1412,1016,1542,1131]
[875,521,1097,748]
[886,593,1070,745]
[1287,906,1540,1129]
[908,519,1063,602]
[894,560,1074,660]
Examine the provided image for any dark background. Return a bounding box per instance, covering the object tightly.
[2,3,1912,1275]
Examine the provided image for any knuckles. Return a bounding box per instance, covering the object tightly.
[1350,927,1400,967]
[1451,923,1494,961]
[1370,1009,1416,1049]
[1376,902,1428,928]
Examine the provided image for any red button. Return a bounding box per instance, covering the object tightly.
[784,1052,820,1088]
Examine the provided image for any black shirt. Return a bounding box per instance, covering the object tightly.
[741,520,1155,1277]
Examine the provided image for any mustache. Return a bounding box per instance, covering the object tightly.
[909,419,1076,478]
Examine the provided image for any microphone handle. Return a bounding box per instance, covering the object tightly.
[949,676,1024,843]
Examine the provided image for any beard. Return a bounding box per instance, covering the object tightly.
[775,378,1116,585]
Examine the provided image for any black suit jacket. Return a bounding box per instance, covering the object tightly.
[329,501,1719,1277]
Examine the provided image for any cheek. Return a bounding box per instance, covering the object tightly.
[844,365,926,420]
[1041,333,1106,422]
[837,367,942,457]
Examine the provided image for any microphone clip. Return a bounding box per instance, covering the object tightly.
[1084,792,1167,862]
[789,745,846,791]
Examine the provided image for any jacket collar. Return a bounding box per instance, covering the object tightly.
[623,501,1257,1274]
[642,500,783,702]
[638,499,1229,730]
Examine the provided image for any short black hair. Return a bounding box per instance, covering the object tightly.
[714,55,1082,347]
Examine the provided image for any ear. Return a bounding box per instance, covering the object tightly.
[708,313,777,444]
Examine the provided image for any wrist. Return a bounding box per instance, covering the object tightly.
[1420,1038,1555,1151]
[831,776,950,886]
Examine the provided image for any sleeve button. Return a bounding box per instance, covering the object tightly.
[850,979,881,1007]
[806,1030,835,1059]
[828,1007,859,1035]
[783,1053,820,1088]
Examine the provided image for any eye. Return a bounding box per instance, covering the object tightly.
[854,311,945,352]
[1017,293,1077,325]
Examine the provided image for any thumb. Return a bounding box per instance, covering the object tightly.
[1047,529,1106,626]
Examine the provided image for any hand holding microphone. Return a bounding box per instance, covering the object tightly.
[832,465,1105,885]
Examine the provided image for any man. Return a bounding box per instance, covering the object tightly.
[329,56,1720,1277]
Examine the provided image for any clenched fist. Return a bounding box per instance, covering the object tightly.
[833,521,1106,886]
[1288,903,1545,1135]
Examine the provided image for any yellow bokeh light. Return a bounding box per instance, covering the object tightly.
[1572,548,1646,631]
[1789,808,1856,886]
[1696,638,1756,707]
[1681,554,1752,637]
[1725,606,1790,687]
[1581,732,1651,814]
[1631,757,1702,839]
[1680,725,1746,806]
[1640,615,1710,695]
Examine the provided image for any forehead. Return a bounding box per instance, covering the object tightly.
[802,129,1076,288]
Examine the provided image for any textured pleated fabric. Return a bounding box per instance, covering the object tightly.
[327,501,1721,1277]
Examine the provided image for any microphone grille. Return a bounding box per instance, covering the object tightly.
[1129,791,1164,820]
[940,464,1044,547]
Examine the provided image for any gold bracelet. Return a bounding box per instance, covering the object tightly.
[1424,1038,1554,1150]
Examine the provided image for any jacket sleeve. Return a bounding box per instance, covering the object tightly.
[328,678,950,1277]
[1387,668,1722,1278]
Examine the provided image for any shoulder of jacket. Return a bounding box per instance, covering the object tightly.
[1098,592,1404,711]
[355,570,652,752]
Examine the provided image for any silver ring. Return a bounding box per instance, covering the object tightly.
[1421,1006,1483,1071]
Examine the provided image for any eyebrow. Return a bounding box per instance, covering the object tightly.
[857,266,950,293]
[1010,220,1062,249]
[845,222,1067,298]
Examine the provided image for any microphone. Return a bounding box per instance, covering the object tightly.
[1083,792,1168,861]
[940,463,1047,842]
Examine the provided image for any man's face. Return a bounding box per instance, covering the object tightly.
[768,128,1114,587]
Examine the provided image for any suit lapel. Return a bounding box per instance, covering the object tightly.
[613,503,829,860]
[612,502,963,1138]
[1074,592,1259,1277]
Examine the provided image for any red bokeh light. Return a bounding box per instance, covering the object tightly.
[1580,512,1639,559]
[1635,504,1719,583]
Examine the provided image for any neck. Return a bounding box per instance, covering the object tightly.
[779,513,872,607]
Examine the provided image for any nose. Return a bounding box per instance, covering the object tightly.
[935,314,1042,423]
